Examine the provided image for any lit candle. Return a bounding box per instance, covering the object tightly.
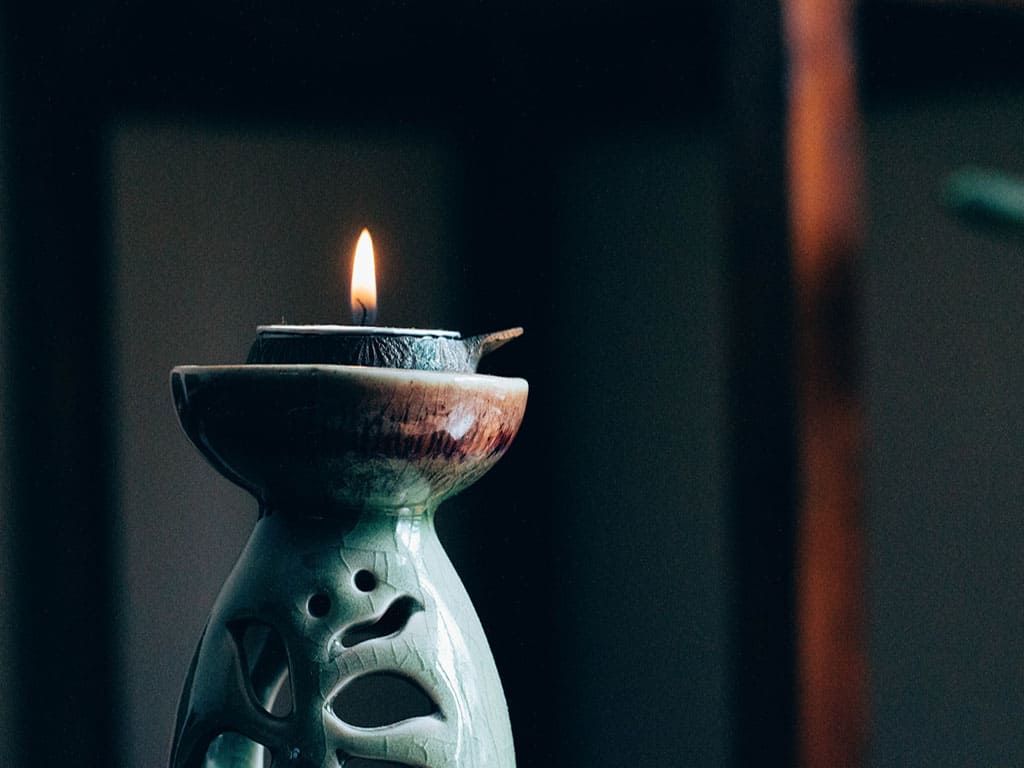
[247,228,521,372]
[350,228,378,325]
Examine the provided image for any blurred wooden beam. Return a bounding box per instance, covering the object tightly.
[784,1,868,767]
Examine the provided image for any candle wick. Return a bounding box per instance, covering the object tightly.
[357,299,368,326]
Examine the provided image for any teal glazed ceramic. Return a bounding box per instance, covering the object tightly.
[168,359,527,768]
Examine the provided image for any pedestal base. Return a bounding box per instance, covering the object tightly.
[170,509,515,768]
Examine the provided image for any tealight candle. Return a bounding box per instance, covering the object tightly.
[245,228,521,371]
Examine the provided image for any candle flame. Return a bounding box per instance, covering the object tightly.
[350,228,377,325]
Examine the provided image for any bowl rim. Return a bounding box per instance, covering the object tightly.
[171,363,529,393]
[255,324,460,338]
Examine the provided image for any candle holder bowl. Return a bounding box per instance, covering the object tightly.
[168,363,527,768]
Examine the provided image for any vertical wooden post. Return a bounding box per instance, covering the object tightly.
[785,1,868,766]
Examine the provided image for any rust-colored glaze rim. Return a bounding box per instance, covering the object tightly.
[171,364,528,508]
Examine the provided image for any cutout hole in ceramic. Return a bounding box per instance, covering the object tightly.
[341,596,422,648]
[308,592,332,618]
[332,673,437,727]
[231,620,294,718]
[353,569,377,592]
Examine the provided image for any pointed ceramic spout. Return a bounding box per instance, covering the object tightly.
[464,327,523,370]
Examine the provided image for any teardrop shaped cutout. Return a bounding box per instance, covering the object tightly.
[340,596,422,648]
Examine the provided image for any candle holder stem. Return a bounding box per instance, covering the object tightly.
[172,508,512,768]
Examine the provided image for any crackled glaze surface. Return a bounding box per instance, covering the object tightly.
[168,365,526,768]
[171,512,515,768]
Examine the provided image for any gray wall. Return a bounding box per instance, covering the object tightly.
[551,132,732,766]
[864,90,1024,767]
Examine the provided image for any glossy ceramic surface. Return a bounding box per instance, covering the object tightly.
[168,364,527,768]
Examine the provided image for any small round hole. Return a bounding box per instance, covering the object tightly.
[353,570,377,592]
[307,593,331,618]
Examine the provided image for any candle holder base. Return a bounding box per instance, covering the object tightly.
[167,365,527,768]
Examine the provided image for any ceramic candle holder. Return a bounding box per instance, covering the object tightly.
[167,356,527,768]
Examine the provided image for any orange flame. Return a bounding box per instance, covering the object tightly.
[350,228,377,325]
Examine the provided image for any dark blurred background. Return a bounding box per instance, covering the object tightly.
[2,2,1024,767]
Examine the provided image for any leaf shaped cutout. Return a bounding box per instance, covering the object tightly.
[340,596,422,648]
[228,619,294,718]
[332,673,437,727]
